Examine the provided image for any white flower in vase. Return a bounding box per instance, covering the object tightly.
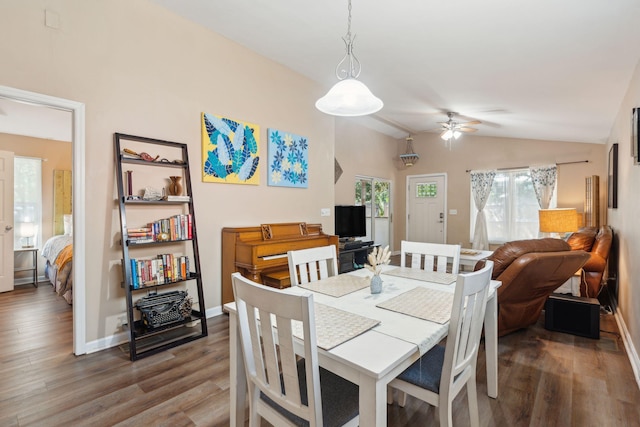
[366,245,390,294]
[366,245,391,276]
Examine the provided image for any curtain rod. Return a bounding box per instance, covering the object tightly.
[465,160,588,173]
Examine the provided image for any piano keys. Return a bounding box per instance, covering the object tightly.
[221,222,339,304]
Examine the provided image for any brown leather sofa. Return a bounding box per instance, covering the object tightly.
[565,226,613,298]
[475,238,590,336]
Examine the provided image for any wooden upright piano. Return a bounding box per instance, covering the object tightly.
[221,222,339,304]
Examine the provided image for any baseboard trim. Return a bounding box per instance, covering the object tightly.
[614,309,640,391]
[85,305,225,355]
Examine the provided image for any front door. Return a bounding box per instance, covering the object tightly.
[0,150,15,292]
[407,174,446,243]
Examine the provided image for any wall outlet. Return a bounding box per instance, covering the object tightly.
[320,208,330,217]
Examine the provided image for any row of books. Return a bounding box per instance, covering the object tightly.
[129,254,190,289]
[126,214,193,243]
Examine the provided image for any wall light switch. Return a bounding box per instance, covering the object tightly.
[320,208,330,217]
[45,9,61,29]
[449,209,458,215]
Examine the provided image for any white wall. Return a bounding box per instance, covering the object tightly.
[606,58,640,380]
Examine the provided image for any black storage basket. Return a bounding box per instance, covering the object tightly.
[135,290,192,329]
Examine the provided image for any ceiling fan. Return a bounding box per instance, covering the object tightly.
[437,112,481,146]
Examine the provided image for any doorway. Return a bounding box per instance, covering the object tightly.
[0,85,86,355]
[355,176,391,247]
[406,173,447,244]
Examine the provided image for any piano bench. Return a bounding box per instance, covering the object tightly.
[262,270,291,289]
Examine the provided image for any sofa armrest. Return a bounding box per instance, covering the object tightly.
[582,253,606,273]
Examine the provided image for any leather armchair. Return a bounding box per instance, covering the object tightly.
[566,226,613,298]
[476,238,590,336]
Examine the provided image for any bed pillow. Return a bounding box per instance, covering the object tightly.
[63,214,73,236]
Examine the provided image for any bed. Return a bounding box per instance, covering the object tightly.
[42,234,73,304]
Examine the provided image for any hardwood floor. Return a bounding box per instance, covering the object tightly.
[1,283,639,426]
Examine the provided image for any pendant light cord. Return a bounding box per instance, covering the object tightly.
[336,0,361,80]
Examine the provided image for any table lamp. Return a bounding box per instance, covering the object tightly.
[538,208,578,238]
[19,221,36,248]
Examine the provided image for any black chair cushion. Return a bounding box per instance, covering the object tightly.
[260,359,359,426]
[396,344,445,393]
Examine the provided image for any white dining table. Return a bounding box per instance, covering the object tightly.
[225,265,501,427]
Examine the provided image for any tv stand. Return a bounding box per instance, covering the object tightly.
[338,242,378,274]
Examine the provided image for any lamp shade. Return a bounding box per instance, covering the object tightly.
[315,79,383,117]
[18,221,36,238]
[539,208,578,233]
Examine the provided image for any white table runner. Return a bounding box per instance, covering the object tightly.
[384,267,457,285]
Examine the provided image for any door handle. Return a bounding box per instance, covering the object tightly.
[5,225,12,231]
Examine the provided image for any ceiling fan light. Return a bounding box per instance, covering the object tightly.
[453,130,462,139]
[441,129,453,141]
[315,79,383,117]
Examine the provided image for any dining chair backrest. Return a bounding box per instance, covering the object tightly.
[388,260,494,427]
[232,272,324,426]
[400,240,461,274]
[443,260,493,396]
[287,245,338,286]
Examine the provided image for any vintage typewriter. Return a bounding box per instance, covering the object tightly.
[135,290,192,329]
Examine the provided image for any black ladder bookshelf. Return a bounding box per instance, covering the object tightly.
[114,133,207,361]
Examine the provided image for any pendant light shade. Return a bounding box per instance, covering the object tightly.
[315,0,383,117]
[316,78,383,117]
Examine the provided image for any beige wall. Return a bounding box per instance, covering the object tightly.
[334,118,399,247]
[0,0,335,343]
[606,58,640,372]
[0,133,72,277]
[392,132,606,249]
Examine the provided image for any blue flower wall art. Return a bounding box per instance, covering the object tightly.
[267,128,308,188]
[201,112,260,185]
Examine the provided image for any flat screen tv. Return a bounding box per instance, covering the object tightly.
[335,205,366,238]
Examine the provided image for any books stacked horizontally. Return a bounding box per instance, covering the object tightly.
[129,254,190,289]
[164,195,191,202]
[126,227,154,244]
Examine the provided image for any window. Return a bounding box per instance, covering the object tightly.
[354,177,391,246]
[14,157,42,249]
[416,182,437,198]
[470,169,556,244]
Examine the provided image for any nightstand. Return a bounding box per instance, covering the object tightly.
[14,247,38,287]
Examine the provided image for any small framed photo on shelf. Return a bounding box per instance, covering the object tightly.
[633,108,640,164]
[608,143,618,209]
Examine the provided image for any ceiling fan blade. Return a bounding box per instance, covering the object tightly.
[460,120,481,126]
[458,127,478,133]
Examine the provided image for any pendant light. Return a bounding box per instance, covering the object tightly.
[400,136,419,167]
[315,0,383,117]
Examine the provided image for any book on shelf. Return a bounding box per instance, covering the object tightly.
[128,254,190,288]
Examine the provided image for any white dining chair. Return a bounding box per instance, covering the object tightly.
[401,240,461,274]
[231,272,359,427]
[287,245,338,286]
[388,261,494,427]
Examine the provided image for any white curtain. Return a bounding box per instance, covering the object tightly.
[530,164,557,209]
[470,170,496,250]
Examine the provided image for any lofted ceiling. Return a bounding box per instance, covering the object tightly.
[151,0,640,143]
[2,1,639,144]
